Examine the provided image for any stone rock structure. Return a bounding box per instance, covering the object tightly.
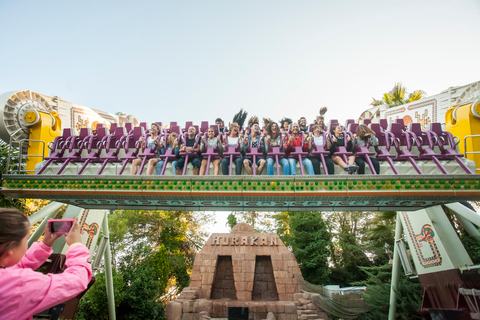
[166,223,328,320]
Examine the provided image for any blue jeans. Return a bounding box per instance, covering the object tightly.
[286,158,314,175]
[156,160,178,175]
[221,157,243,175]
[266,158,290,175]
[176,157,201,171]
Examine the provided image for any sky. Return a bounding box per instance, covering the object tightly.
[1,0,480,129]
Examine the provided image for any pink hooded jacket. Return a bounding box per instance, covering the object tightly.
[0,241,92,320]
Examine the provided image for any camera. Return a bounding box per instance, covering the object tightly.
[49,219,75,234]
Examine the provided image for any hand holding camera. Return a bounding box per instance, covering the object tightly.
[47,217,83,246]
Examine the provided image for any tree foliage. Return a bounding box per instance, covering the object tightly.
[286,211,331,285]
[226,213,237,230]
[370,83,426,108]
[77,209,213,320]
[354,264,423,320]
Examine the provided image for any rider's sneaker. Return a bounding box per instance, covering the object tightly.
[347,164,359,173]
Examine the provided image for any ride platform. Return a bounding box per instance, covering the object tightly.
[2,174,480,211]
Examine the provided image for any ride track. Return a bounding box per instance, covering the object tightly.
[2,174,480,211]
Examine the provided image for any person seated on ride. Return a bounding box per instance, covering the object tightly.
[176,126,201,175]
[284,123,314,175]
[298,117,309,133]
[307,124,334,175]
[130,122,161,175]
[242,116,266,175]
[264,119,290,175]
[156,131,179,175]
[280,117,292,134]
[313,107,328,132]
[221,122,244,175]
[199,127,223,175]
[352,124,380,174]
[0,208,91,320]
[215,118,225,133]
[329,125,358,172]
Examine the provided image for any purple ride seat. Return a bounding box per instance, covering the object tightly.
[309,131,332,175]
[287,132,309,175]
[200,121,209,134]
[243,135,264,175]
[265,134,287,176]
[222,136,242,176]
[169,125,181,135]
[182,121,193,133]
[327,119,340,134]
[348,122,378,174]
[109,123,118,135]
[362,119,371,125]
[158,133,180,176]
[37,128,75,175]
[124,123,133,134]
[347,123,359,136]
[379,119,388,131]
[388,122,423,174]
[135,132,163,175]
[96,127,129,175]
[345,119,355,128]
[369,123,399,174]
[56,128,92,174]
[200,133,223,175]
[178,132,201,175]
[395,118,406,130]
[77,127,108,175]
[329,132,355,173]
[118,126,145,175]
[428,123,473,174]
[408,123,449,174]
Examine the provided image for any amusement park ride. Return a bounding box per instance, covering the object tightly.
[1,81,480,320]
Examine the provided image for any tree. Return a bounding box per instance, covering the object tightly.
[77,209,213,319]
[287,211,332,285]
[0,139,23,209]
[371,83,426,108]
[116,244,169,320]
[326,211,373,286]
[354,264,423,320]
[76,271,125,320]
[229,211,276,232]
[226,213,237,230]
[365,211,396,266]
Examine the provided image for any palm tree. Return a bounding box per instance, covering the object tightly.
[370,83,426,108]
[0,139,23,209]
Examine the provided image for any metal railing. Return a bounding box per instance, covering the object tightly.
[464,134,480,172]
[5,128,46,174]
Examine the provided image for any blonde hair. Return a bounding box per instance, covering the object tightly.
[167,132,178,148]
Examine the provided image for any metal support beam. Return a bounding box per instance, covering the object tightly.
[102,211,116,320]
[27,201,64,225]
[388,212,404,320]
[445,202,480,227]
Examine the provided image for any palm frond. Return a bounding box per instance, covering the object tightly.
[370,98,384,107]
[407,90,427,102]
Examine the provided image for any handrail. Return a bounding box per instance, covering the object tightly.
[18,139,46,174]
[463,134,480,172]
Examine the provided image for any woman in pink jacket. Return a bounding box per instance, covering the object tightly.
[0,208,92,320]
